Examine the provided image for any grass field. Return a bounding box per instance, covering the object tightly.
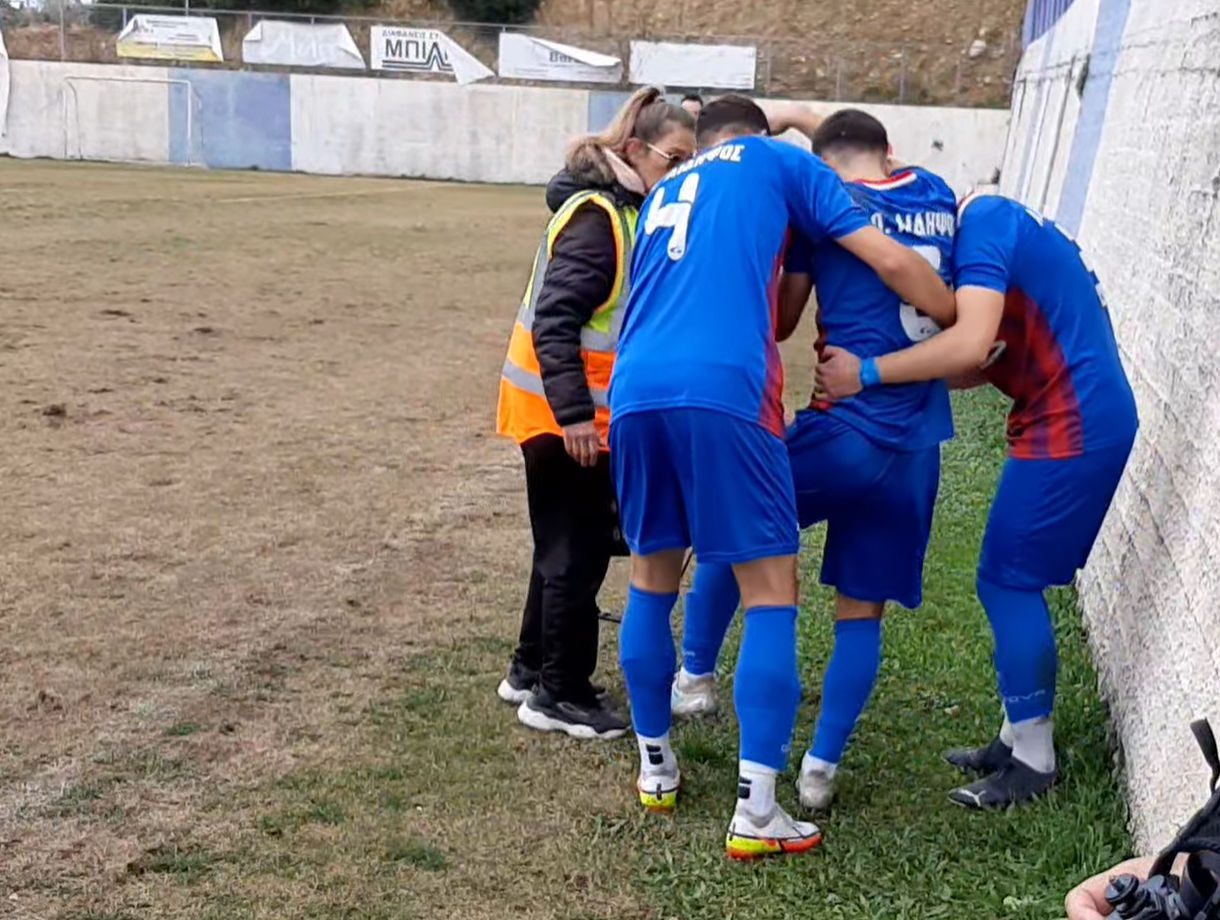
[0,160,1132,920]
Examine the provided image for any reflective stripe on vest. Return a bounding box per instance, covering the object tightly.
[496,190,637,445]
[500,358,609,409]
[515,191,635,352]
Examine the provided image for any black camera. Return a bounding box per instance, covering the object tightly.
[1105,854,1220,919]
[1104,720,1220,920]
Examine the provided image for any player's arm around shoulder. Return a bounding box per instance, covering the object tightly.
[835,226,957,328]
[816,284,1003,398]
[762,101,825,143]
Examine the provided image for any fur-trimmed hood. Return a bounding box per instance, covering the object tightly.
[544,143,645,214]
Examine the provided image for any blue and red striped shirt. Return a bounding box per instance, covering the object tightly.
[954,194,1137,459]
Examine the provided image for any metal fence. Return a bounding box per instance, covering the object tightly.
[0,1,1020,106]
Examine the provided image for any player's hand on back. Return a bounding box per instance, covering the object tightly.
[816,346,864,400]
[562,420,601,468]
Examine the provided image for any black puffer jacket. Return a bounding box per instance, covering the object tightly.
[533,162,644,427]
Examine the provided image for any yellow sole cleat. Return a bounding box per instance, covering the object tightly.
[725,809,823,861]
[637,774,680,813]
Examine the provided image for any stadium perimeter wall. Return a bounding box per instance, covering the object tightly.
[0,59,1008,194]
[1002,0,1220,850]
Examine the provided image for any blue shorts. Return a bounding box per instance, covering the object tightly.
[611,408,799,565]
[787,411,940,609]
[979,439,1134,590]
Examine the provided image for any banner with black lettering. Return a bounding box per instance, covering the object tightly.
[497,33,621,84]
[370,26,493,85]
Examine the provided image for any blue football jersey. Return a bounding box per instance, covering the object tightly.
[954,193,1137,459]
[611,136,870,437]
[786,166,957,450]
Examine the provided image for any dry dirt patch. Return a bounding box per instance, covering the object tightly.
[0,161,630,918]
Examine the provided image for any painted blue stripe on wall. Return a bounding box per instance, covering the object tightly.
[1024,0,1079,47]
[587,90,632,134]
[1056,0,1134,234]
[168,69,291,171]
[586,90,690,133]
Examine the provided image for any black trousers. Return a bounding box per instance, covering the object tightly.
[512,434,620,703]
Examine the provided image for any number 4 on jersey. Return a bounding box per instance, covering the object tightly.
[644,174,700,261]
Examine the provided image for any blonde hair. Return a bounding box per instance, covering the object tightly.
[566,86,694,179]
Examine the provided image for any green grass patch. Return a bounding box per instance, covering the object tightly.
[210,388,1130,920]
[164,721,202,737]
[623,387,1132,920]
[126,844,214,881]
[383,837,448,871]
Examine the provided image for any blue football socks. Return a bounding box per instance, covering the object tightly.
[682,561,740,675]
[734,605,801,771]
[619,585,679,738]
[810,618,883,765]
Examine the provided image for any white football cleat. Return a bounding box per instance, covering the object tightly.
[670,669,718,718]
[797,755,838,812]
[725,802,823,860]
[637,766,681,813]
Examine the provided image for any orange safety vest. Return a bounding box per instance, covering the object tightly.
[496,190,638,448]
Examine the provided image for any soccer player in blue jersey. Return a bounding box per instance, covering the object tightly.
[671,109,959,812]
[611,96,956,858]
[817,190,1139,809]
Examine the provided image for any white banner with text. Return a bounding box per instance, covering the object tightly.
[242,21,365,70]
[370,26,493,84]
[497,33,621,84]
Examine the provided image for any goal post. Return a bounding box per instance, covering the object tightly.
[62,75,202,167]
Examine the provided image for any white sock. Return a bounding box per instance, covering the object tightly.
[1009,716,1055,773]
[737,760,777,817]
[801,750,838,778]
[999,712,1015,747]
[638,734,677,776]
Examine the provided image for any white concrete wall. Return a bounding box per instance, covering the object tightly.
[0,60,1009,192]
[768,99,1010,197]
[0,60,171,163]
[289,75,589,185]
[1003,0,1220,850]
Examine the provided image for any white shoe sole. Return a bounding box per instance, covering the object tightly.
[516,700,627,740]
[497,679,532,705]
[671,695,717,718]
[797,777,836,811]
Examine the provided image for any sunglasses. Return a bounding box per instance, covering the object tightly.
[646,143,692,166]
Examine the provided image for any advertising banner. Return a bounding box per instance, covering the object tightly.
[498,33,621,84]
[370,26,493,84]
[242,20,365,70]
[629,40,756,90]
[116,15,224,63]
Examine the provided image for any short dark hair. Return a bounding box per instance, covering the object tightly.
[681,93,704,105]
[811,108,889,157]
[695,94,769,147]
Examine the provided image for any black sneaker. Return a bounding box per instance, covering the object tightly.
[516,688,628,740]
[498,662,608,706]
[948,759,1058,810]
[496,660,538,705]
[945,736,1013,775]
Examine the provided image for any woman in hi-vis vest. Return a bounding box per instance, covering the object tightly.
[496,88,696,740]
